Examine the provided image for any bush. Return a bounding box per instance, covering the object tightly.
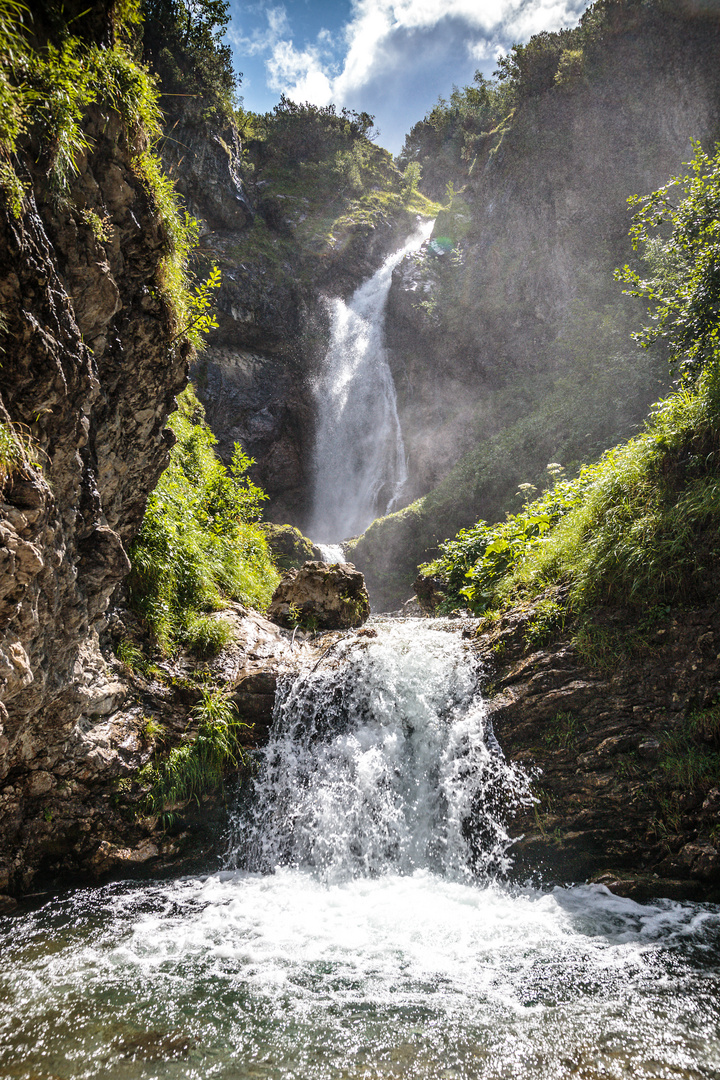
[128,385,279,654]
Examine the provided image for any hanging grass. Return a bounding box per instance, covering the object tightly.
[137,687,250,823]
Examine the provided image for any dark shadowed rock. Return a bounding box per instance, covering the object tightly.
[268,561,370,630]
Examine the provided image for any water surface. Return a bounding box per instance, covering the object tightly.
[3,620,719,1079]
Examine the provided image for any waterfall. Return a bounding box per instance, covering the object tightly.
[229,620,534,882]
[4,619,720,1079]
[309,219,434,543]
[316,542,345,564]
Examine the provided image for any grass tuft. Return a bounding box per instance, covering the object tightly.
[137,687,250,823]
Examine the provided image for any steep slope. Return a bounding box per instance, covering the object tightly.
[348,1,720,608]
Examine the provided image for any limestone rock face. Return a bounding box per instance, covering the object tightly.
[353,12,720,610]
[0,96,190,894]
[268,561,370,630]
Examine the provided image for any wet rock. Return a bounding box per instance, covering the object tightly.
[89,838,160,878]
[477,596,720,900]
[413,574,446,613]
[268,561,370,630]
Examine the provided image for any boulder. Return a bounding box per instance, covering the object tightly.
[268,561,370,631]
[263,523,323,569]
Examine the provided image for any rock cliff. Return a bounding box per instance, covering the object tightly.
[475,596,720,901]
[349,7,720,609]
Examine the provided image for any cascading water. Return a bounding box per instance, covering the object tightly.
[316,542,345,564]
[2,619,720,1080]
[309,220,434,543]
[231,620,532,882]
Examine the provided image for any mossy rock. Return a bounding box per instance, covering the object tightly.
[264,523,322,569]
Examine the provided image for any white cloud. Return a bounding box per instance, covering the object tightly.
[227,6,291,57]
[250,0,591,109]
[267,37,334,104]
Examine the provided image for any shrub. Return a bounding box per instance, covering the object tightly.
[128,385,279,654]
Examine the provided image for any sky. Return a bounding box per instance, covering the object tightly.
[226,0,594,154]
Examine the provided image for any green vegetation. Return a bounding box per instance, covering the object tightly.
[399,73,512,198]
[349,296,663,609]
[0,419,40,485]
[141,715,166,741]
[544,711,585,751]
[142,0,238,122]
[401,0,698,197]
[137,686,249,822]
[419,141,720,620]
[617,141,720,380]
[116,638,149,675]
[423,360,720,617]
[263,523,319,570]
[226,97,440,285]
[128,385,279,655]
[652,703,720,833]
[0,0,216,352]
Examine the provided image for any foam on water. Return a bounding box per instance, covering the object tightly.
[316,543,345,564]
[1,871,719,1079]
[1,618,719,1078]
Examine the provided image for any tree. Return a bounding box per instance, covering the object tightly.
[616,141,720,380]
[142,0,239,121]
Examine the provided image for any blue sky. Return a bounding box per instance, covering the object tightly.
[227,1,593,154]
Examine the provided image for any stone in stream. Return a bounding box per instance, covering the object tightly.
[267,560,370,630]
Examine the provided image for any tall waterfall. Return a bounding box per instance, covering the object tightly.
[309,220,434,543]
[230,620,534,882]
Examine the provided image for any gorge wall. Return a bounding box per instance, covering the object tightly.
[165,111,436,525]
[344,7,720,607]
[0,7,198,900]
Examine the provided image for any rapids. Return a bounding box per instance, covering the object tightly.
[1,619,719,1079]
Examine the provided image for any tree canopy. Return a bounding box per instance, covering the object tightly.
[141,0,239,121]
[617,142,720,381]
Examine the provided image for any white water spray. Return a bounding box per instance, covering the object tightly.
[309,220,434,543]
[316,542,345,564]
[230,620,533,882]
[3,619,720,1079]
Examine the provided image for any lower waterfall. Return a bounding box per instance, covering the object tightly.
[230,620,532,882]
[1,619,719,1080]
